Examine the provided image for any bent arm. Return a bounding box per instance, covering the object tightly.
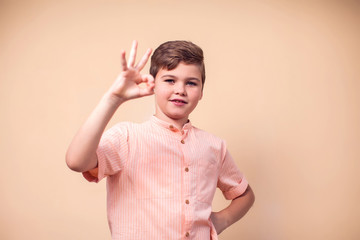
[211,185,255,234]
[65,41,154,173]
[65,94,123,172]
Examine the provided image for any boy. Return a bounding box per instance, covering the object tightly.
[66,40,255,239]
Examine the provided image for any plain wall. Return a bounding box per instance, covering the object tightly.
[1,0,359,239]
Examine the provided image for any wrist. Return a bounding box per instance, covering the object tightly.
[102,92,126,108]
[217,210,231,231]
[211,211,230,234]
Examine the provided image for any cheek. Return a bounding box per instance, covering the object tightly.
[153,83,163,94]
[190,89,203,100]
[154,85,171,100]
[153,79,161,92]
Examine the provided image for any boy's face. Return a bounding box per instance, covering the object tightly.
[154,62,203,125]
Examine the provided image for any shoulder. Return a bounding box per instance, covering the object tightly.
[192,126,226,145]
[191,126,229,162]
[106,120,152,135]
[107,121,131,132]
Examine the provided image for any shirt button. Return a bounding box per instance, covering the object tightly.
[185,200,189,204]
[181,139,185,144]
[169,125,175,130]
[185,232,190,237]
[185,167,189,172]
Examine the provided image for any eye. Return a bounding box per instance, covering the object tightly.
[186,81,197,86]
[164,79,175,84]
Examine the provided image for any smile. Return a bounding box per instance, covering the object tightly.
[170,99,188,105]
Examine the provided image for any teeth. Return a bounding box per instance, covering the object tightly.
[171,99,186,103]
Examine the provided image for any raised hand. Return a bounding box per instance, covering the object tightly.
[107,40,155,103]
[66,41,155,173]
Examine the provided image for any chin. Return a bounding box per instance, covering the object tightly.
[166,112,189,120]
[168,115,187,121]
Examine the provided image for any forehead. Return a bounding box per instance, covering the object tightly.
[156,62,202,80]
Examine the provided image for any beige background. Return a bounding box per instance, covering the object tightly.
[1,0,359,239]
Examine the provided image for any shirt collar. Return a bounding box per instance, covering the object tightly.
[150,115,192,132]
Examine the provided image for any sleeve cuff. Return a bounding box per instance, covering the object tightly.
[82,148,107,183]
[222,177,249,200]
[82,168,100,183]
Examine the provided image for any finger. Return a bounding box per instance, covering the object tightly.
[120,50,128,71]
[128,40,138,68]
[139,87,155,97]
[138,74,155,96]
[135,48,152,71]
[138,82,155,97]
[140,74,154,84]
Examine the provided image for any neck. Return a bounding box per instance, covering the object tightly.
[154,112,189,130]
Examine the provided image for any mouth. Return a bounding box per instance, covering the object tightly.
[170,99,188,105]
[170,99,188,103]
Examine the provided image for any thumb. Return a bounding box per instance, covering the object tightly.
[140,74,154,84]
[138,74,155,97]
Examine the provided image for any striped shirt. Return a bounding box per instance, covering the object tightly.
[83,116,248,240]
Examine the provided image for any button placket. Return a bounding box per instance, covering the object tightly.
[180,128,189,144]
[180,130,192,239]
[178,125,195,237]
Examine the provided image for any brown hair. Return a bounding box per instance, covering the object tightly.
[150,40,205,88]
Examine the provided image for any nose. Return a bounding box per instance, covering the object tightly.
[174,82,186,96]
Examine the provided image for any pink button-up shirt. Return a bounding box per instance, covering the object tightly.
[83,116,248,240]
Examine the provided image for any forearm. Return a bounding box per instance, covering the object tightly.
[66,93,124,172]
[211,185,255,234]
[66,41,154,173]
[224,185,255,225]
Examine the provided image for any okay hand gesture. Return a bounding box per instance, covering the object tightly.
[107,41,155,103]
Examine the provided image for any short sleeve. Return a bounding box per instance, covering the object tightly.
[217,142,248,200]
[82,123,129,182]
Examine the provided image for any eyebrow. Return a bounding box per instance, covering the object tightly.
[160,74,200,82]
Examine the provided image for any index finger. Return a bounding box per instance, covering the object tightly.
[120,50,128,71]
[135,48,152,71]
